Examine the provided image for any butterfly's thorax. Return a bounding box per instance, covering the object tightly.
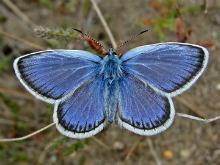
[100,55,122,83]
[100,47,122,123]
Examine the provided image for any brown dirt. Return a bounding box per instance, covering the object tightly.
[0,0,220,165]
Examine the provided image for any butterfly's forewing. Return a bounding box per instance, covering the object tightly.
[14,50,102,103]
[120,43,209,96]
[54,76,106,139]
[117,74,175,135]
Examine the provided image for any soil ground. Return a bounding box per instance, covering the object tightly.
[0,0,220,165]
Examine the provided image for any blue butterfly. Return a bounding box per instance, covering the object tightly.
[13,30,209,139]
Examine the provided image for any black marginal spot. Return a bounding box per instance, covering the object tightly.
[154,120,160,127]
[83,122,87,133]
[88,124,92,130]
[163,98,171,115]
[57,108,63,118]
[131,117,135,127]
[136,121,141,128]
[161,114,169,123]
[74,121,80,132]
[141,119,146,130]
[146,123,151,130]
[158,109,169,126]
[60,119,67,130]
[149,118,155,129]
[59,119,66,126]
[68,124,74,131]
[79,125,83,132]
[93,121,96,130]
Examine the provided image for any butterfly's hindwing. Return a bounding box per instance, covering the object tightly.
[117,74,175,136]
[14,50,102,103]
[120,43,209,96]
[54,76,107,139]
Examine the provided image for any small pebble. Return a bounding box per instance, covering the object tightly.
[162,150,173,160]
[216,84,220,90]
[113,141,125,151]
[180,149,190,159]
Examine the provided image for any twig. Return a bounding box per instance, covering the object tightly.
[147,138,162,165]
[176,113,220,123]
[0,29,44,50]
[123,137,143,163]
[90,0,117,49]
[2,0,35,27]
[173,0,190,42]
[91,136,111,150]
[0,122,55,142]
[39,149,47,164]
[176,97,208,118]
[124,140,139,161]
[204,0,209,14]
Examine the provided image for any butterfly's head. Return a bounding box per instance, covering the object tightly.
[108,44,116,56]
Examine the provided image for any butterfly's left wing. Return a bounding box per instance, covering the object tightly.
[117,74,175,135]
[120,42,209,96]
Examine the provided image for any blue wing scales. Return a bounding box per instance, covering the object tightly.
[14,50,102,103]
[120,43,209,96]
[117,74,175,135]
[54,76,106,139]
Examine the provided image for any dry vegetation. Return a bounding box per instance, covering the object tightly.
[0,0,220,164]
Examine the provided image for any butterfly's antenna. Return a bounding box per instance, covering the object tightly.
[115,29,149,52]
[72,28,106,51]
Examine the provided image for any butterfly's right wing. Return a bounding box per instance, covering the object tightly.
[54,76,106,139]
[14,50,102,103]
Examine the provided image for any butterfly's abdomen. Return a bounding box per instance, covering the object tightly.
[100,54,122,123]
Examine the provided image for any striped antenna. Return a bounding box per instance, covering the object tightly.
[115,29,149,52]
[72,28,106,52]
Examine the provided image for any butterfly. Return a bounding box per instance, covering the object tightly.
[13,30,209,139]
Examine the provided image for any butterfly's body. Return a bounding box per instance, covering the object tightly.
[101,45,122,123]
[14,42,209,139]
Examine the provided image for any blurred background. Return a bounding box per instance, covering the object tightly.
[0,0,220,164]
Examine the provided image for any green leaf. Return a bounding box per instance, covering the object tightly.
[83,1,92,14]
[38,0,55,9]
[0,54,13,73]
[63,140,85,156]
[180,6,201,14]
[9,152,27,162]
[105,16,112,25]
[46,136,69,150]
[65,2,73,10]
[153,25,167,41]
